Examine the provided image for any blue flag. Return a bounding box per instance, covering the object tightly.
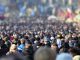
[0,5,5,14]
[30,10,35,17]
[38,5,45,16]
[38,5,44,13]
[19,5,26,17]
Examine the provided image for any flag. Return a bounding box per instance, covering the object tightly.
[39,5,45,16]
[38,5,44,15]
[0,5,5,14]
[65,8,73,19]
[19,4,26,17]
[68,0,72,5]
[30,10,35,17]
[17,0,24,10]
[26,8,32,16]
[34,6,37,12]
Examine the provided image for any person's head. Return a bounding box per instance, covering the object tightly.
[10,44,17,52]
[20,38,25,44]
[73,55,80,60]
[56,53,72,60]
[2,37,7,41]
[69,47,80,56]
[24,34,29,39]
[25,41,32,49]
[13,34,17,39]
[34,47,56,60]
[51,43,58,52]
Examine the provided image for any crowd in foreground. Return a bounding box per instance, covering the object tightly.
[0,20,80,60]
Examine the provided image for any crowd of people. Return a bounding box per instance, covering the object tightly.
[0,18,80,60]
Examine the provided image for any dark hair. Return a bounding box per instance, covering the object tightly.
[51,43,58,47]
[69,47,80,55]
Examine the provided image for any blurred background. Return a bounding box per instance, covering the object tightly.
[0,0,80,24]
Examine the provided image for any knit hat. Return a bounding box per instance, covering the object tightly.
[56,53,72,60]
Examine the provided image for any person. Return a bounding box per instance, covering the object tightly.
[17,38,25,53]
[51,43,58,53]
[73,55,80,60]
[33,41,41,51]
[2,36,11,50]
[34,47,56,60]
[59,40,70,53]
[0,54,24,60]
[22,42,34,60]
[6,44,20,55]
[44,40,51,47]
[56,35,62,48]
[0,40,8,57]
[69,47,80,56]
[56,53,73,60]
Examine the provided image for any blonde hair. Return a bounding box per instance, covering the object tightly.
[10,44,17,52]
[73,55,80,60]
